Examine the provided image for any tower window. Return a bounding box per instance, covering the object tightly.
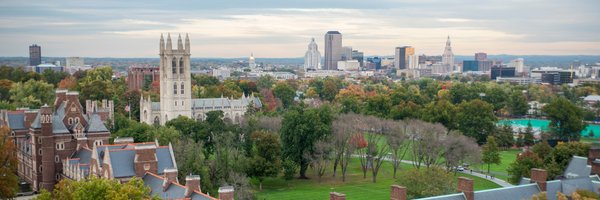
[173,83,177,94]
[181,83,184,94]
[172,59,177,74]
[179,58,184,75]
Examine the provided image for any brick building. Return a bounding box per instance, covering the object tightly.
[1,90,113,192]
[127,65,160,92]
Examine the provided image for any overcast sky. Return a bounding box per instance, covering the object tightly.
[1,0,599,58]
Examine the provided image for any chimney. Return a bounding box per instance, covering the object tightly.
[133,144,158,177]
[531,168,547,191]
[588,146,600,165]
[218,186,234,200]
[330,192,346,200]
[54,90,67,107]
[457,177,474,200]
[185,175,201,197]
[162,168,178,192]
[592,160,600,175]
[390,185,407,200]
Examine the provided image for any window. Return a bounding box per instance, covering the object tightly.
[179,58,184,75]
[68,118,73,125]
[173,83,177,94]
[172,59,177,74]
[182,101,184,106]
[38,149,42,155]
[175,101,177,106]
[94,140,103,146]
[56,143,65,150]
[55,155,60,163]
[180,83,184,94]
[39,166,42,172]
[38,137,41,143]
[75,117,80,123]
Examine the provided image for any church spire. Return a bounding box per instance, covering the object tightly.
[185,33,190,54]
[166,33,172,52]
[177,34,183,51]
[160,33,165,54]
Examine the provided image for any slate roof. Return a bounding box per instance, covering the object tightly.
[108,149,136,178]
[473,183,540,200]
[561,177,593,196]
[31,112,41,129]
[72,148,92,164]
[416,193,466,200]
[564,156,591,178]
[142,172,216,200]
[191,97,262,109]
[86,113,108,133]
[52,114,70,134]
[546,180,562,200]
[7,112,25,130]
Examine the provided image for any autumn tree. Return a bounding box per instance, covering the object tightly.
[35,176,157,200]
[398,167,454,199]
[0,126,18,199]
[0,79,13,101]
[58,76,77,90]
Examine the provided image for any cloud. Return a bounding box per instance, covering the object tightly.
[0,0,598,57]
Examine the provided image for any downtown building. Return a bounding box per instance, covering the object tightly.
[303,38,321,71]
[29,44,41,66]
[324,31,343,70]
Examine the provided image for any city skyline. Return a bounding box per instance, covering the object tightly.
[1,0,599,58]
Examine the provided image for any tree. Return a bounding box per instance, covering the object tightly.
[273,82,295,108]
[148,126,181,145]
[507,151,543,184]
[409,120,448,169]
[531,141,553,161]
[9,79,55,108]
[420,100,457,130]
[456,99,497,144]
[0,126,18,199]
[331,113,358,180]
[0,79,13,101]
[35,176,157,200]
[41,69,69,87]
[58,76,78,90]
[256,75,275,90]
[542,97,586,141]
[172,138,212,195]
[508,91,529,116]
[482,136,501,174]
[493,124,515,148]
[398,167,454,199]
[305,139,332,182]
[386,120,409,178]
[443,131,481,173]
[280,105,333,179]
[523,123,535,146]
[589,130,595,138]
[247,131,281,190]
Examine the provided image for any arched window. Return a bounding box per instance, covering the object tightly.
[180,83,184,94]
[173,83,177,94]
[153,116,160,126]
[172,58,177,74]
[179,58,184,75]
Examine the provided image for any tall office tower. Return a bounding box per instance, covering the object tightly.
[509,58,525,74]
[324,31,342,70]
[475,52,487,61]
[303,38,321,71]
[341,46,352,60]
[351,50,364,67]
[394,46,415,70]
[29,44,41,66]
[442,36,454,70]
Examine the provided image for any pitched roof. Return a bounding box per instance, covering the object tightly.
[31,112,41,129]
[416,193,465,200]
[473,183,540,200]
[564,156,591,178]
[108,149,136,178]
[7,112,25,130]
[73,148,92,164]
[561,177,593,196]
[52,114,70,134]
[86,113,108,133]
[142,172,216,200]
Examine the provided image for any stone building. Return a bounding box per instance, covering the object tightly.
[1,90,113,192]
[127,65,160,92]
[139,34,261,125]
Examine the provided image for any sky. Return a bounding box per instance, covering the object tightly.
[0,0,599,58]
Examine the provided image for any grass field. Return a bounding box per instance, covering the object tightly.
[254,158,501,200]
[472,149,521,181]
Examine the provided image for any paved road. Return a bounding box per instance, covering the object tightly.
[353,154,514,188]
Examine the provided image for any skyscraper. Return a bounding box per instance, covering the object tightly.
[29,44,41,66]
[442,36,454,71]
[394,46,415,70]
[475,52,487,61]
[303,38,321,71]
[324,31,342,70]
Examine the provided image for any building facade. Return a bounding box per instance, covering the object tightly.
[127,65,160,92]
[1,90,113,192]
[303,38,321,71]
[395,46,415,70]
[29,44,41,66]
[324,31,342,70]
[442,36,455,71]
[140,34,261,125]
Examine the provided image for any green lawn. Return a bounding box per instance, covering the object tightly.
[473,149,521,181]
[255,158,501,200]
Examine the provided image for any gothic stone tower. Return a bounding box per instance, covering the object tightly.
[159,33,192,124]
